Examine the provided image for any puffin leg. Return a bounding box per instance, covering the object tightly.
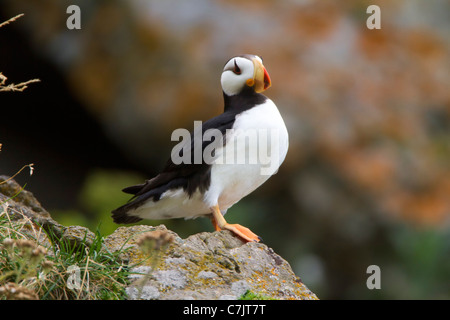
[210,215,221,231]
[210,204,261,243]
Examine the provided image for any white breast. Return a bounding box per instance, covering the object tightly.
[204,98,289,211]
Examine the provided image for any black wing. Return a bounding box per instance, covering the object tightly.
[111,111,237,224]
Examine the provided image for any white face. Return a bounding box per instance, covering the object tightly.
[221,56,261,96]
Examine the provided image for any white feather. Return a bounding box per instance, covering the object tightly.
[221,57,255,96]
[129,188,210,220]
[204,98,289,211]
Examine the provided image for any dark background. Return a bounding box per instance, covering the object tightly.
[1,0,449,299]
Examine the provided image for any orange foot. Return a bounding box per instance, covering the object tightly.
[210,204,261,243]
[222,223,261,243]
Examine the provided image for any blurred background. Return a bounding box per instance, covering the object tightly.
[1,0,449,299]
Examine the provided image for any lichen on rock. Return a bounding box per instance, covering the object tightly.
[104,225,318,300]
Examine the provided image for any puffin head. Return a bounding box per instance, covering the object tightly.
[221,54,271,96]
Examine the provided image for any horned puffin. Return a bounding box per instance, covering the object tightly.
[112,54,289,242]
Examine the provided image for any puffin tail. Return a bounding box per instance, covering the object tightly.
[111,183,146,224]
[111,204,143,224]
[111,175,185,224]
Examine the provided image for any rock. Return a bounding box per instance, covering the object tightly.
[0,176,96,251]
[1,175,58,248]
[104,225,318,300]
[0,175,54,224]
[1,177,318,300]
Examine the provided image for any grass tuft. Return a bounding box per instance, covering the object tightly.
[0,204,131,300]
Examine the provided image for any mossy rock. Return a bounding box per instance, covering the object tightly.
[104,225,318,300]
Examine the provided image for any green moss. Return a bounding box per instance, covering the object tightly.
[239,290,277,300]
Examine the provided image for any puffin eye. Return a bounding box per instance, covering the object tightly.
[233,60,241,75]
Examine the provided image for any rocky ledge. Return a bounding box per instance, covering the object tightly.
[0,176,318,300]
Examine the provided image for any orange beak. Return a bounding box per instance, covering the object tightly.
[248,58,271,93]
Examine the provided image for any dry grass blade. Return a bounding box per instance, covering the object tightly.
[0,77,41,92]
[0,163,34,186]
[0,13,24,29]
[0,14,40,92]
